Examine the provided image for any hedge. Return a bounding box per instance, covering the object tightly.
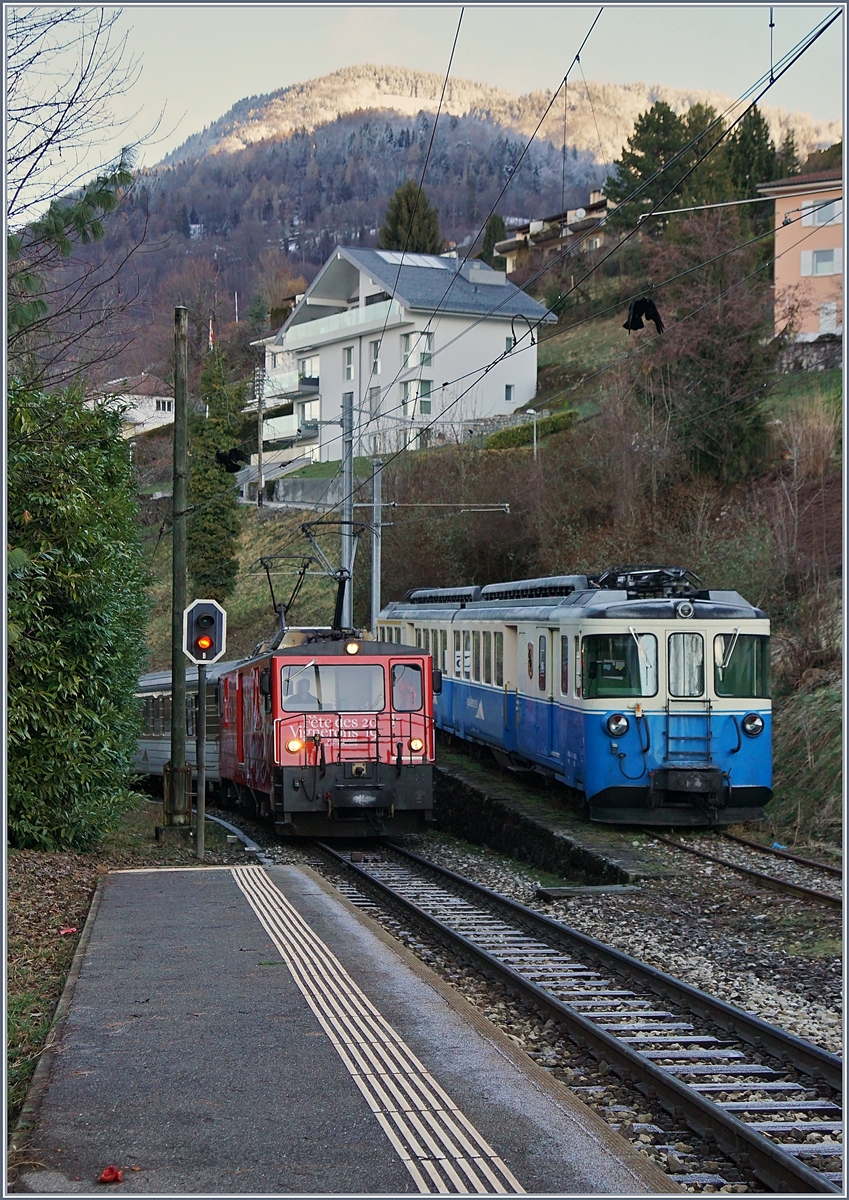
[486,409,576,450]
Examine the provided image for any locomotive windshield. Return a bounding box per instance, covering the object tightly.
[714,634,770,698]
[582,634,658,698]
[280,664,385,712]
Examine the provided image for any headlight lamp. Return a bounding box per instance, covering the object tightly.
[606,713,629,737]
[285,737,304,753]
[741,713,764,737]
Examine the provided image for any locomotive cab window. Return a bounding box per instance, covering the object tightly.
[392,663,422,711]
[280,664,385,712]
[582,633,658,698]
[714,633,770,698]
[668,632,705,697]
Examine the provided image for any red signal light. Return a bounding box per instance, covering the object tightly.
[196,634,213,651]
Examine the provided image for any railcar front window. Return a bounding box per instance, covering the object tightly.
[392,663,423,711]
[668,632,705,697]
[582,634,658,698]
[280,664,385,712]
[714,634,770,698]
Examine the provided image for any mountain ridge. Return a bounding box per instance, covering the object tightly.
[161,63,842,168]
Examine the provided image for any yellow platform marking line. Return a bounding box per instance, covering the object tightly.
[232,866,525,1196]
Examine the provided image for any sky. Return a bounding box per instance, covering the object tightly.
[104,3,843,168]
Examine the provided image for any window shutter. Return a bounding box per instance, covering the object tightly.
[834,247,843,273]
[801,203,814,227]
[800,251,813,277]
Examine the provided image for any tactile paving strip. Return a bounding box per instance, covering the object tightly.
[232,865,525,1195]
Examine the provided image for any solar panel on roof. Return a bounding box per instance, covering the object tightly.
[374,250,449,269]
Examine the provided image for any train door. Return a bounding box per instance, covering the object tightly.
[546,628,559,760]
[236,672,245,763]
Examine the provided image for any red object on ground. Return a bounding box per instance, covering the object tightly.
[59,927,78,936]
[98,1166,122,1184]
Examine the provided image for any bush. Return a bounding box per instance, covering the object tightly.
[7,382,151,848]
[486,410,575,450]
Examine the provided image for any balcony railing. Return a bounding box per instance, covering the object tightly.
[262,414,319,443]
[262,369,320,402]
[283,299,405,351]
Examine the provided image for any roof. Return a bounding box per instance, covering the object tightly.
[281,245,554,336]
[101,373,172,398]
[757,168,843,194]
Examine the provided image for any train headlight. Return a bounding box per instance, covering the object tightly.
[741,713,764,737]
[409,737,424,752]
[606,713,629,737]
[286,737,304,753]
[345,641,360,655]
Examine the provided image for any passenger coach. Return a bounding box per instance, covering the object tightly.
[378,567,772,826]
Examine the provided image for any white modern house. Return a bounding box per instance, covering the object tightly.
[91,373,174,439]
[253,247,555,462]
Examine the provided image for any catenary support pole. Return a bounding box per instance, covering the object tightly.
[195,664,206,860]
[169,306,189,825]
[371,458,382,635]
[256,362,264,508]
[341,390,354,629]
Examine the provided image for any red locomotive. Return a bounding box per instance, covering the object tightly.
[218,630,437,836]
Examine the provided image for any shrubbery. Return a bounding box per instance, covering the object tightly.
[7,381,151,848]
[486,410,575,449]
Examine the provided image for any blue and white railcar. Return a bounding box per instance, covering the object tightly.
[378,567,772,826]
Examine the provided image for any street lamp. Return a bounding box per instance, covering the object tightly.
[526,409,538,461]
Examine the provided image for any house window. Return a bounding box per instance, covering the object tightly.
[155,398,173,413]
[587,237,601,251]
[401,380,433,417]
[505,384,514,405]
[370,340,381,376]
[343,346,354,380]
[298,355,319,381]
[802,248,842,276]
[802,200,842,227]
[401,331,432,367]
[369,386,381,416]
[300,399,319,423]
[820,302,839,334]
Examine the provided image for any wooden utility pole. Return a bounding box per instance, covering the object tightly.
[168,306,190,825]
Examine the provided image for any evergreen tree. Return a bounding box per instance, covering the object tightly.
[378,180,442,253]
[480,213,507,266]
[678,104,732,205]
[776,129,802,178]
[604,101,690,230]
[726,106,778,198]
[187,350,246,602]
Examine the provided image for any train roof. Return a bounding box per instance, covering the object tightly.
[137,660,240,692]
[382,569,767,622]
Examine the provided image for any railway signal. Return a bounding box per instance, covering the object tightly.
[183,599,227,665]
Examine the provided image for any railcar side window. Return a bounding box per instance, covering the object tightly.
[440,629,448,673]
[574,636,581,696]
[415,628,422,648]
[560,636,569,695]
[472,631,481,681]
[494,632,504,687]
[538,635,547,691]
[582,633,658,698]
[392,663,422,711]
[668,633,705,697]
[280,664,385,711]
[714,634,770,698]
[463,630,471,680]
[454,630,461,675]
[483,631,492,684]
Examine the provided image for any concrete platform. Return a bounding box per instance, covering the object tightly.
[11,864,678,1195]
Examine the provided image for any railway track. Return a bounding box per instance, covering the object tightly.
[318,841,843,1194]
[653,834,842,909]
